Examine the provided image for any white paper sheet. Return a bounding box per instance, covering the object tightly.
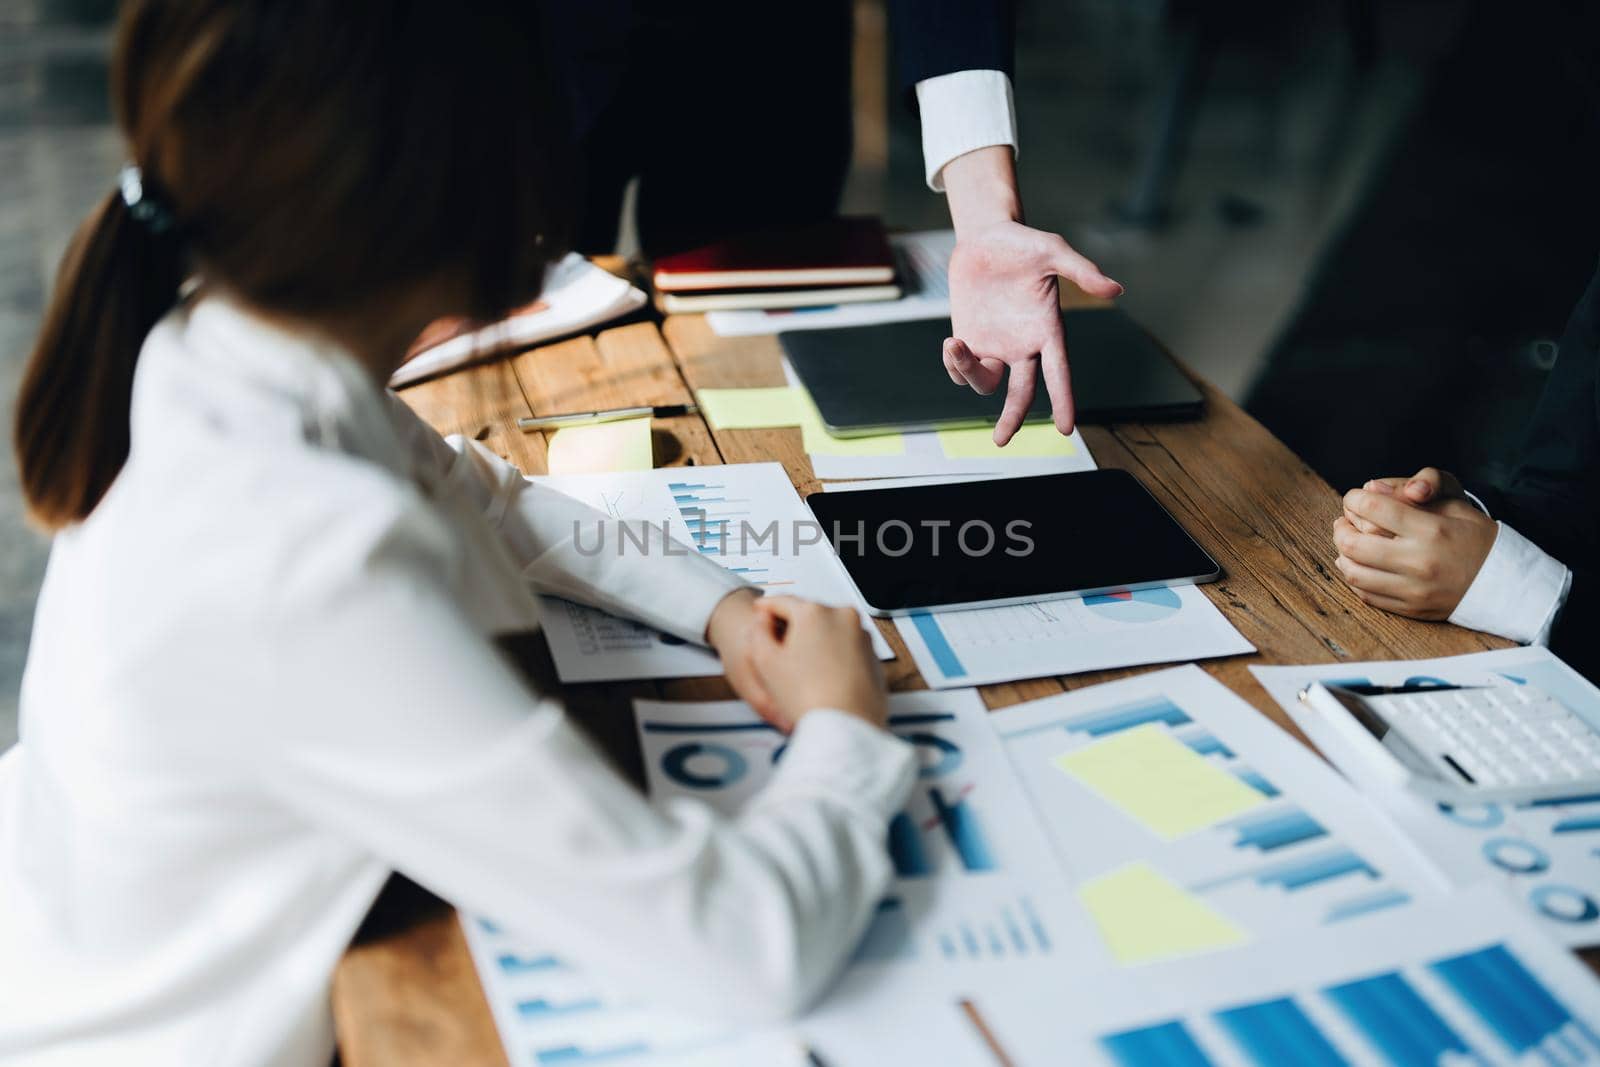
[895,584,1255,688]
[459,688,1108,1067]
[391,254,646,387]
[1252,646,1600,948]
[460,915,803,1067]
[991,666,1449,953]
[981,884,1600,1065]
[530,463,891,682]
[706,230,954,337]
[632,689,1103,978]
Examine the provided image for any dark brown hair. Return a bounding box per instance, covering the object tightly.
[15,0,570,528]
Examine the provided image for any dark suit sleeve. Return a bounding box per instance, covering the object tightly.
[888,0,1015,105]
[1475,262,1600,681]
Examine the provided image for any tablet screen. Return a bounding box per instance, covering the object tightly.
[804,470,1220,613]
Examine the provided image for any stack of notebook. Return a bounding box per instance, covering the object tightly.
[652,217,901,313]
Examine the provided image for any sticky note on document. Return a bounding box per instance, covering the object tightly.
[1078,861,1249,965]
[695,387,807,430]
[1053,722,1266,839]
[545,418,654,475]
[937,423,1078,459]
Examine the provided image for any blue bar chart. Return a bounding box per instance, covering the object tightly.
[1101,1020,1212,1067]
[461,912,774,1067]
[1213,998,1346,1067]
[992,668,1439,955]
[1430,944,1600,1059]
[1324,971,1473,1064]
[1085,937,1600,1067]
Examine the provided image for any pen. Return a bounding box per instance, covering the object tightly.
[517,403,697,432]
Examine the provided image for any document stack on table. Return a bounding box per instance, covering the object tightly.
[704,229,955,336]
[653,217,902,315]
[463,665,1600,1064]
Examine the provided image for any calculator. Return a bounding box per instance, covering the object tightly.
[1297,681,1600,804]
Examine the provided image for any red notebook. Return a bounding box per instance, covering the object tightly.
[653,217,896,292]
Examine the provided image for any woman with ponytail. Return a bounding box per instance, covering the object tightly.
[1,3,909,1063]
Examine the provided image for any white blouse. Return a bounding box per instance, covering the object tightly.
[0,297,916,1067]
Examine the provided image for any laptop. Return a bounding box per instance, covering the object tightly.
[779,308,1203,436]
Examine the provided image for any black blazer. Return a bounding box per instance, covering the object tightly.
[1477,263,1600,681]
[542,0,1014,140]
[889,0,1015,103]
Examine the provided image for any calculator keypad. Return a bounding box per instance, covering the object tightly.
[1379,687,1597,789]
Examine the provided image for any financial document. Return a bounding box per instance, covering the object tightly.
[991,666,1448,964]
[460,916,803,1067]
[530,463,891,682]
[895,584,1254,688]
[1254,646,1600,948]
[632,689,1102,980]
[982,885,1600,1065]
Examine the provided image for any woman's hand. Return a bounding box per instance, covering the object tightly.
[724,596,888,733]
[1332,467,1497,620]
[705,588,779,721]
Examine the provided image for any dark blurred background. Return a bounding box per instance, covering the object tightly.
[1,0,1596,750]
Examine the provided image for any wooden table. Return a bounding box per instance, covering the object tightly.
[333,294,1516,1067]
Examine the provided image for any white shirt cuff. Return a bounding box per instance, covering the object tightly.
[1448,521,1573,645]
[915,70,1018,192]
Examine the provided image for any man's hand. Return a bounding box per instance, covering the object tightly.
[941,146,1122,445]
[1332,467,1497,620]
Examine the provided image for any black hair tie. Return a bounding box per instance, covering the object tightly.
[118,164,178,235]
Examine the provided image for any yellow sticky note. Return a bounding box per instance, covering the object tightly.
[696,387,807,430]
[1079,862,1249,965]
[937,423,1078,459]
[1053,723,1266,839]
[796,392,905,456]
[545,418,653,475]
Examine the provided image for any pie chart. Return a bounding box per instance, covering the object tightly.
[1082,586,1183,624]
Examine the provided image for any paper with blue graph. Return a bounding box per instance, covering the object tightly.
[459,915,804,1067]
[980,885,1600,1066]
[631,688,1100,980]
[991,665,1448,965]
[529,462,891,682]
[895,584,1254,688]
[1253,645,1600,949]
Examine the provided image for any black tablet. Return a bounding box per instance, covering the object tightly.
[780,308,1203,436]
[805,469,1221,615]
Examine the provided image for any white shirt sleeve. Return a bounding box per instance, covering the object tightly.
[386,392,748,644]
[1449,518,1573,646]
[915,69,1018,192]
[253,497,918,1023]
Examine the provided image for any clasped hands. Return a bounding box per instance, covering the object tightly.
[1333,467,1499,620]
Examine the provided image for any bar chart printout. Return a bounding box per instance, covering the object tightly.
[531,463,891,682]
[990,666,1444,956]
[459,916,797,1067]
[632,688,1098,976]
[979,886,1600,1066]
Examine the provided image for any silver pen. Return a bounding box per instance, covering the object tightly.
[517,403,697,432]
